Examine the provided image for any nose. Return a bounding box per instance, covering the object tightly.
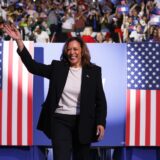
[69,48,74,54]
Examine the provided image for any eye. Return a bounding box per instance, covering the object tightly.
[73,48,78,51]
[67,48,71,51]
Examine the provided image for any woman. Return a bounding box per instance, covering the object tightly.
[3,23,107,160]
[95,32,104,43]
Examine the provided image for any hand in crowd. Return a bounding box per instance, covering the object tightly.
[0,23,4,29]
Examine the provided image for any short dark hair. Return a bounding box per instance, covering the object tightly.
[60,37,91,66]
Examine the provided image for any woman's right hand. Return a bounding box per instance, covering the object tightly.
[3,23,22,40]
[3,23,24,51]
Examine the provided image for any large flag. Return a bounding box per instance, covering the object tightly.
[0,41,33,146]
[126,43,160,146]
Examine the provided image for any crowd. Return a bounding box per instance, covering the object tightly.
[0,0,160,43]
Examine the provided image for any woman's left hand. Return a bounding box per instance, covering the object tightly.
[96,125,105,141]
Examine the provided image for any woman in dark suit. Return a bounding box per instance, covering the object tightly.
[3,23,107,160]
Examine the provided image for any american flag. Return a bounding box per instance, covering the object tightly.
[126,43,160,146]
[0,41,33,146]
[117,5,129,14]
[151,8,160,15]
[149,15,160,26]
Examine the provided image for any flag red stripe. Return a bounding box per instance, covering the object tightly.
[135,90,140,145]
[156,90,160,145]
[126,90,130,145]
[7,41,13,145]
[17,58,23,145]
[0,91,2,144]
[145,90,151,145]
[27,42,33,145]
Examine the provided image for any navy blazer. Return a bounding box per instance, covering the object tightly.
[18,47,107,143]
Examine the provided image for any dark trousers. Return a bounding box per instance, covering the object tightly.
[51,113,91,160]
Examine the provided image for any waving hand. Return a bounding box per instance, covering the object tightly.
[3,23,22,40]
[3,23,24,51]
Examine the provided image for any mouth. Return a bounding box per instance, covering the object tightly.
[68,55,78,61]
[67,54,81,67]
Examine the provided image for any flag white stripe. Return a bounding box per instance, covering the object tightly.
[22,67,28,145]
[22,42,30,145]
[129,89,136,145]
[12,42,18,145]
[2,41,9,145]
[150,90,156,145]
[140,90,146,146]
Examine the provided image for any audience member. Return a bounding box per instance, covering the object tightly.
[0,0,159,43]
[61,10,75,33]
[74,6,86,33]
[94,32,104,43]
[33,25,50,43]
[81,26,96,43]
[129,23,146,42]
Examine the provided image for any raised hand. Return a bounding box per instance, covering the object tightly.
[2,23,24,51]
[3,23,22,40]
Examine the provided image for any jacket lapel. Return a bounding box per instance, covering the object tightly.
[56,63,69,101]
[80,66,90,103]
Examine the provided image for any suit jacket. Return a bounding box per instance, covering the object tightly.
[18,46,107,144]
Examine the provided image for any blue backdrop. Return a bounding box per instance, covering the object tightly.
[33,43,127,146]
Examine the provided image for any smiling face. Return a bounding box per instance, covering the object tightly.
[66,40,82,68]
